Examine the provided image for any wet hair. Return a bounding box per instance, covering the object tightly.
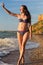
[21,5,31,24]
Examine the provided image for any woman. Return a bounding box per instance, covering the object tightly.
[2,3,32,65]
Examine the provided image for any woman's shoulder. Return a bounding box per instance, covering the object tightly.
[17,14,21,18]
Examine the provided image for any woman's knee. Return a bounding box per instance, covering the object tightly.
[22,40,26,47]
[22,43,25,50]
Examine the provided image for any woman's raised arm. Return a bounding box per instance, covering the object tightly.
[2,3,20,17]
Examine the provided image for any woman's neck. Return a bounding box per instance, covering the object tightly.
[21,12,25,16]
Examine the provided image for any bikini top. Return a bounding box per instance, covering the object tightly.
[19,18,30,23]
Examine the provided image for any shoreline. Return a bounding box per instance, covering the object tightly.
[0,34,43,65]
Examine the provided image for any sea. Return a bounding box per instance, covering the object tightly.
[0,31,39,65]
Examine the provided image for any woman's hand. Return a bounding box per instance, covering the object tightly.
[2,3,5,8]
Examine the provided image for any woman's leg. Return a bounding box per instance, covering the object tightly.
[17,32,23,53]
[17,32,24,65]
[17,32,29,65]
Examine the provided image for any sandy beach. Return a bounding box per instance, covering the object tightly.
[1,34,43,65]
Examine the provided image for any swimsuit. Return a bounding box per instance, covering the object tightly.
[17,29,29,35]
[19,18,29,23]
[17,18,30,35]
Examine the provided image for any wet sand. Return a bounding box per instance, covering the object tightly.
[1,34,43,65]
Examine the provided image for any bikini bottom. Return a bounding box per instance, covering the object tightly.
[17,29,29,35]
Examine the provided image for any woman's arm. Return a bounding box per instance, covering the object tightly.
[29,23,32,40]
[2,3,20,17]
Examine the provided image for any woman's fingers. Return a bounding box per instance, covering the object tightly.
[2,3,5,7]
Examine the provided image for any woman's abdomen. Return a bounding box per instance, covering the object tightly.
[17,22,28,31]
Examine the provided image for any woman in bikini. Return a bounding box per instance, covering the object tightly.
[2,3,32,65]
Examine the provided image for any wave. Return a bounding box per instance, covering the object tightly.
[0,38,18,57]
[0,38,39,57]
[0,31,17,38]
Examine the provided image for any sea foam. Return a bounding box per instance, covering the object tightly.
[0,38,39,57]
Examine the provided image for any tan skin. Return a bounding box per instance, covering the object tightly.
[2,3,32,65]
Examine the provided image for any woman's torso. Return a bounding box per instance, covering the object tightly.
[17,14,30,31]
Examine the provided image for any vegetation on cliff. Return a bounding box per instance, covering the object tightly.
[32,20,43,34]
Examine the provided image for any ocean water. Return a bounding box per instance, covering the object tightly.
[0,31,39,65]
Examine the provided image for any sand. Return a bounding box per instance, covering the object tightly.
[1,34,43,65]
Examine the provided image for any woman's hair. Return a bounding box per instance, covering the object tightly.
[21,5,31,24]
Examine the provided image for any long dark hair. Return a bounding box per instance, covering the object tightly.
[21,5,31,24]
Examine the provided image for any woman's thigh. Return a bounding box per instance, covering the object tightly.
[17,32,23,45]
[22,32,29,46]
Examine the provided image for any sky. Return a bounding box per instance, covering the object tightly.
[0,0,43,31]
